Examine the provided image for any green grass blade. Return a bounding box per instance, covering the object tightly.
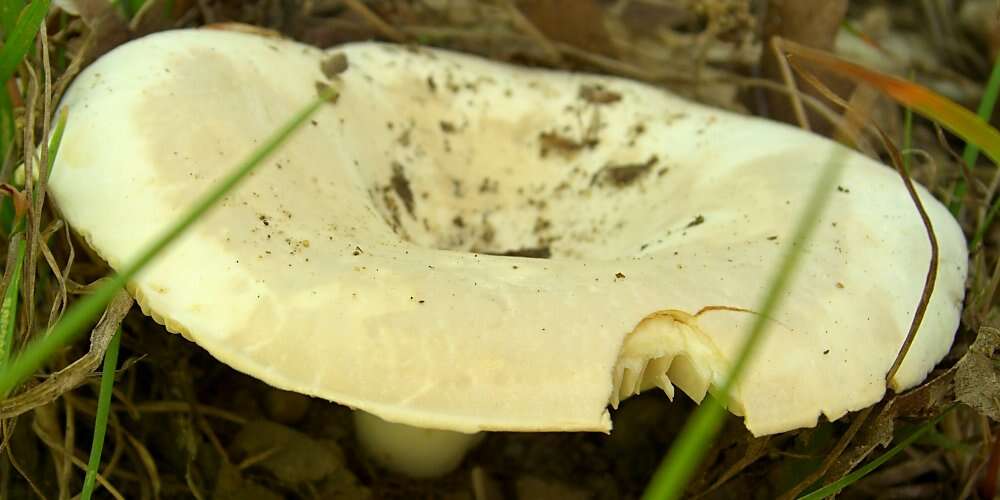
[915,428,976,454]
[0,89,334,396]
[0,81,14,163]
[950,55,1000,215]
[0,237,25,366]
[786,44,1000,166]
[641,395,728,499]
[972,201,1000,248]
[970,65,1000,247]
[79,327,120,500]
[797,404,957,500]
[641,147,849,500]
[46,109,67,179]
[0,0,26,39]
[115,0,146,18]
[0,0,50,86]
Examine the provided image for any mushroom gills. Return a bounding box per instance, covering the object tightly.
[612,309,723,407]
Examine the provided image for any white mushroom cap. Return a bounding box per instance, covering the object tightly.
[49,29,967,437]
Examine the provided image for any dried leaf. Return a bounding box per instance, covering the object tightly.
[699,436,771,496]
[893,366,956,417]
[955,327,1000,421]
[231,420,343,484]
[0,291,132,418]
[517,0,615,57]
[316,467,374,500]
[762,0,849,129]
[821,366,956,486]
[825,401,895,482]
[57,0,131,63]
[212,462,282,500]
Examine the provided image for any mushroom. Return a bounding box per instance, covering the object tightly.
[48,28,967,477]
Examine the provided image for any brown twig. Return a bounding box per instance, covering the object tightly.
[195,0,215,24]
[778,405,876,499]
[38,221,69,329]
[124,431,162,498]
[770,37,811,131]
[399,26,706,86]
[931,123,976,199]
[123,400,247,423]
[877,127,939,387]
[19,59,39,352]
[4,420,46,500]
[58,398,74,500]
[31,415,125,500]
[975,254,1000,322]
[758,38,946,496]
[498,0,563,65]
[193,402,228,464]
[776,37,941,388]
[0,292,133,418]
[51,30,92,106]
[696,436,771,498]
[341,0,406,43]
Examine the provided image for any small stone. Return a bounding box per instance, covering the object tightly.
[264,388,311,424]
[231,420,342,484]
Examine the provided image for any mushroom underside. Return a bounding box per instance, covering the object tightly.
[49,29,967,437]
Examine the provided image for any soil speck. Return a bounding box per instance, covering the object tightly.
[320,52,349,78]
[390,162,415,215]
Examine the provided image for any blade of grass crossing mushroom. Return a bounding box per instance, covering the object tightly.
[45,108,67,180]
[950,55,1000,216]
[0,1,26,37]
[797,404,958,500]
[0,87,336,396]
[0,236,24,366]
[80,327,120,500]
[641,147,849,500]
[0,0,50,86]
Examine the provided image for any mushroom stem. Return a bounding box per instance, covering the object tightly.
[353,410,483,478]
